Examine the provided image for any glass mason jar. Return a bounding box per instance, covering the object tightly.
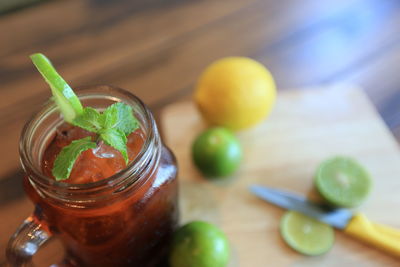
[6,85,179,267]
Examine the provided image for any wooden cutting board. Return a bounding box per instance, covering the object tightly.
[161,85,400,267]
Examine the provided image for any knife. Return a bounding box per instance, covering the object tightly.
[249,185,400,257]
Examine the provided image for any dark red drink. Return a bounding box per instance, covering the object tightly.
[11,86,178,267]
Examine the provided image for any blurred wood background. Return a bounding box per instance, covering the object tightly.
[1,0,400,264]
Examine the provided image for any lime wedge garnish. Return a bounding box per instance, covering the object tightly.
[315,156,372,208]
[30,53,83,122]
[280,211,335,256]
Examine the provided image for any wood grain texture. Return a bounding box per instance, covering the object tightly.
[162,86,400,266]
[1,0,400,178]
[2,0,400,264]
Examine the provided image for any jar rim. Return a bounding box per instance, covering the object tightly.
[19,85,159,194]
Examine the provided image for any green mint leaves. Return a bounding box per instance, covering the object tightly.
[52,137,97,181]
[53,103,139,181]
[30,53,140,181]
[71,103,139,164]
[100,128,128,161]
[72,103,139,137]
[101,102,138,135]
[72,107,102,133]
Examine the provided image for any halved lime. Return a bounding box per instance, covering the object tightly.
[169,221,230,267]
[280,211,335,256]
[30,53,83,122]
[315,156,371,208]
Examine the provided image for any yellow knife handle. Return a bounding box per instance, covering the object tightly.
[344,213,400,257]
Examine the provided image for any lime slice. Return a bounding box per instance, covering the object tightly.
[30,53,83,122]
[280,211,335,256]
[315,156,371,208]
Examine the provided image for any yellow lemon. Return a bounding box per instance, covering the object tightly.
[194,57,276,130]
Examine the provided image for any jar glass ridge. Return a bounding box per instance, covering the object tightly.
[7,85,179,267]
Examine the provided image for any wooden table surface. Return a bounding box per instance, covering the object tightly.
[1,0,400,264]
[162,87,400,266]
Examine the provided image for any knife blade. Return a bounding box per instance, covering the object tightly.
[250,185,356,229]
[249,184,400,257]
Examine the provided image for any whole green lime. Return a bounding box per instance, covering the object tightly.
[169,221,230,267]
[192,127,242,177]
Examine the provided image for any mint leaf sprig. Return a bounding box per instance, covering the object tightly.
[72,102,138,163]
[30,53,140,181]
[52,103,139,181]
[52,137,97,180]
